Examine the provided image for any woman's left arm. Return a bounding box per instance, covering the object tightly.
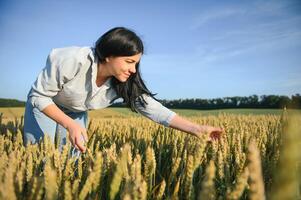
[168,114,223,141]
[134,94,223,141]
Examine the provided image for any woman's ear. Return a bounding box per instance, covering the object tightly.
[105,56,115,63]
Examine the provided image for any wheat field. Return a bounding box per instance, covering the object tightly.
[0,109,300,200]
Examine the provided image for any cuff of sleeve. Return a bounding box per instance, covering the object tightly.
[29,96,55,112]
[162,111,177,127]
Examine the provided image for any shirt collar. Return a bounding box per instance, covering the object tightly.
[88,47,112,91]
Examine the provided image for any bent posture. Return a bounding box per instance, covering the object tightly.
[23,27,223,154]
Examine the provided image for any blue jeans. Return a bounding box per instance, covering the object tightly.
[23,101,88,157]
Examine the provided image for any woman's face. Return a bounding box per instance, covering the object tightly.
[106,53,142,82]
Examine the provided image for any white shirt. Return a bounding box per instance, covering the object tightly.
[27,46,176,127]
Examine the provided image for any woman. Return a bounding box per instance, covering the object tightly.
[23,27,223,155]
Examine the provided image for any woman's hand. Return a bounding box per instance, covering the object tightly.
[66,121,88,153]
[168,114,224,142]
[41,104,89,152]
[196,125,224,142]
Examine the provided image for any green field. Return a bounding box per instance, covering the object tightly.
[0,107,299,120]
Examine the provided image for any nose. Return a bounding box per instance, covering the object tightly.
[129,64,136,74]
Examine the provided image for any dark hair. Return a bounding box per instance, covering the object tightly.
[94,27,158,112]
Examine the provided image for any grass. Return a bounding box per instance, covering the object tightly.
[0,107,299,120]
[0,107,25,119]
[107,107,300,117]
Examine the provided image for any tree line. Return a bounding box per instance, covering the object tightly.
[1,94,300,109]
[0,98,25,107]
[113,94,301,109]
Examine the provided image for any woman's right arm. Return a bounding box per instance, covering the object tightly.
[42,104,88,152]
[28,47,88,152]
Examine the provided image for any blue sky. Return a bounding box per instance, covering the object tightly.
[0,0,300,101]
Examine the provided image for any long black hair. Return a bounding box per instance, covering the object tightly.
[94,27,158,112]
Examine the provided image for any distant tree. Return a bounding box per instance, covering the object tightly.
[3,94,298,109]
[291,94,301,108]
[0,98,25,107]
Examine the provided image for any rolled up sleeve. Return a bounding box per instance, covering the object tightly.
[28,49,74,111]
[134,94,176,127]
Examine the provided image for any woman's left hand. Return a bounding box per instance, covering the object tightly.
[196,125,224,142]
[168,114,224,142]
